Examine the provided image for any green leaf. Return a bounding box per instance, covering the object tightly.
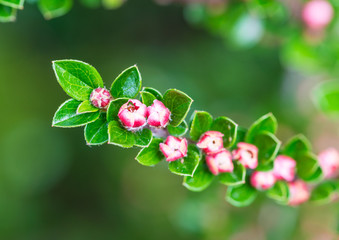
[226,183,258,207]
[0,4,16,22]
[102,0,124,9]
[163,89,193,127]
[296,152,323,182]
[77,100,99,114]
[0,0,24,9]
[312,81,339,116]
[168,145,201,177]
[210,116,238,148]
[52,60,103,101]
[283,134,312,159]
[134,128,153,147]
[246,113,277,143]
[142,87,163,101]
[231,127,247,150]
[140,91,156,106]
[106,98,129,122]
[189,111,213,141]
[135,138,164,166]
[84,113,108,145]
[310,180,339,204]
[167,120,188,137]
[183,157,214,192]
[107,120,135,148]
[52,99,100,128]
[252,131,281,170]
[267,181,290,204]
[219,162,246,186]
[110,65,142,99]
[38,0,73,19]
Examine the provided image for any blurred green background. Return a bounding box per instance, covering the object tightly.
[0,1,339,239]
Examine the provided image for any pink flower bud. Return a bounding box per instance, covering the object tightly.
[118,99,147,130]
[147,100,171,128]
[288,180,310,206]
[302,0,334,30]
[250,171,276,190]
[90,88,113,109]
[206,149,233,175]
[273,155,296,182]
[159,136,188,162]
[318,148,339,179]
[232,142,258,169]
[196,131,224,154]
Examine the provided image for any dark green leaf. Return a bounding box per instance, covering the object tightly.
[168,145,201,177]
[142,87,163,100]
[246,113,277,143]
[134,128,153,147]
[135,138,164,166]
[267,181,290,204]
[77,100,99,114]
[140,91,156,106]
[167,120,188,137]
[189,111,213,141]
[231,127,247,150]
[163,89,193,127]
[52,99,100,128]
[283,134,312,159]
[219,162,246,186]
[296,153,323,182]
[52,60,103,101]
[0,0,24,9]
[310,180,339,204]
[108,120,135,148]
[110,65,142,99]
[84,113,108,145]
[106,98,129,122]
[0,4,16,22]
[183,157,214,192]
[39,0,73,19]
[226,183,258,207]
[210,116,238,148]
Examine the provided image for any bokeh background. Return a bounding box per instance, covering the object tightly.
[1,0,339,239]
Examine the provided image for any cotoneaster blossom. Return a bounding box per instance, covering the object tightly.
[118,99,147,130]
[232,142,258,169]
[302,0,334,30]
[318,148,339,179]
[147,100,171,128]
[206,149,233,175]
[250,171,276,190]
[196,131,224,154]
[159,136,188,162]
[273,155,296,182]
[288,180,310,206]
[90,88,112,109]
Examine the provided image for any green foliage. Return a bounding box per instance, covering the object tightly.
[295,153,323,182]
[219,162,246,186]
[189,111,213,141]
[167,120,188,137]
[267,181,290,204]
[310,180,339,204]
[313,81,339,116]
[84,113,109,145]
[284,135,312,159]
[0,0,24,9]
[38,0,73,20]
[77,100,99,114]
[168,145,201,177]
[210,116,238,148]
[140,90,156,106]
[106,98,129,122]
[226,183,258,207]
[142,87,163,101]
[0,4,16,22]
[246,113,277,143]
[135,138,164,166]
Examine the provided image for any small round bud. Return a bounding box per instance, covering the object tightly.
[288,180,310,206]
[273,155,296,182]
[90,88,112,109]
[196,131,224,154]
[232,142,258,169]
[147,100,171,128]
[250,171,276,190]
[118,99,147,130]
[159,136,188,162]
[206,149,233,175]
[302,0,334,30]
[318,148,339,179]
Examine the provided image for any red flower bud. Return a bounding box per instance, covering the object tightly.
[250,171,276,190]
[90,88,112,109]
[318,148,339,179]
[147,100,171,128]
[206,149,233,175]
[196,131,224,154]
[302,0,333,30]
[118,99,147,130]
[159,136,188,162]
[232,142,258,169]
[288,180,310,206]
[273,155,296,182]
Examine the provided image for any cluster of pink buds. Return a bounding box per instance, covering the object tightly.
[302,0,334,31]
[318,148,339,179]
[90,88,113,110]
[233,142,258,169]
[118,99,171,131]
[160,136,188,162]
[288,180,310,206]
